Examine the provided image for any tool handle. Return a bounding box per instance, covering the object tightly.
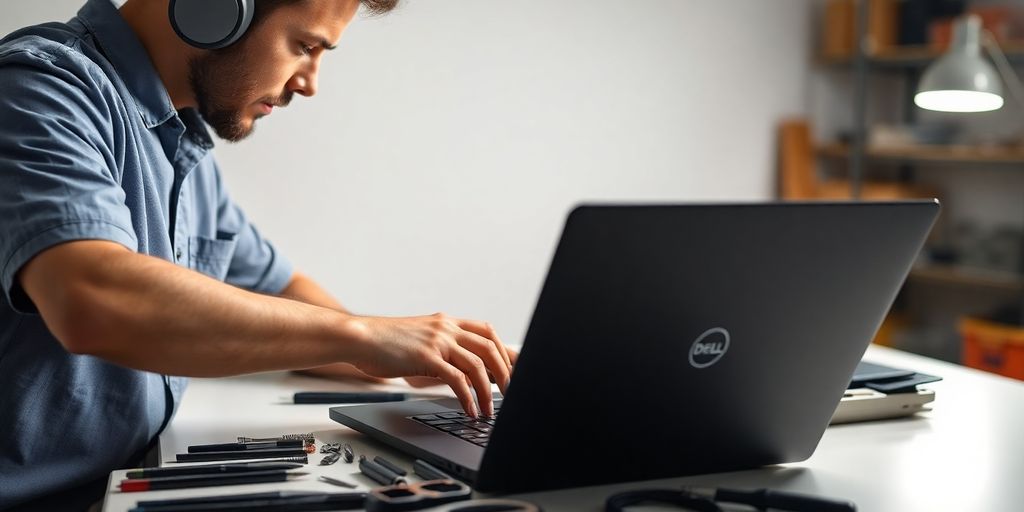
[717,488,856,512]
[293,392,407,404]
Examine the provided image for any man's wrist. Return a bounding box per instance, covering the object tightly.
[327,311,374,366]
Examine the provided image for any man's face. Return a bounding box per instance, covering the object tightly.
[188,0,360,142]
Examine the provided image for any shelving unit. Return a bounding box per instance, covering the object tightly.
[811,1,1024,364]
[910,264,1024,292]
[823,3,1024,194]
[817,142,1024,165]
[820,42,1024,68]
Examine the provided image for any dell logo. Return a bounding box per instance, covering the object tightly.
[689,327,730,369]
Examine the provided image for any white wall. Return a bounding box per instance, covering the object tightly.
[3,1,812,345]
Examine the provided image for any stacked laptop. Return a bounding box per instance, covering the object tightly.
[832,360,941,424]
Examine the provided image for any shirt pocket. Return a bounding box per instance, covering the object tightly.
[188,232,238,281]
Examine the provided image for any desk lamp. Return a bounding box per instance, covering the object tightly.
[914,14,1024,328]
[914,14,1024,113]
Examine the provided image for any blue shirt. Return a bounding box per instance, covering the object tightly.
[0,0,293,508]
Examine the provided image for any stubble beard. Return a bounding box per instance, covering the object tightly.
[188,46,262,143]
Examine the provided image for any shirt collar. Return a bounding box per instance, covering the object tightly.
[75,0,178,129]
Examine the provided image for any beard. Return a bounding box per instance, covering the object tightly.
[187,44,292,142]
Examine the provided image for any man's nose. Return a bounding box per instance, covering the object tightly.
[287,68,318,98]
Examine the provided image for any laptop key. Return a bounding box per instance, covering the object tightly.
[411,415,439,421]
[423,419,457,426]
[436,424,465,432]
[437,412,466,419]
[450,429,477,436]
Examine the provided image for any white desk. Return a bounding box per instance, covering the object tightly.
[103,345,1024,511]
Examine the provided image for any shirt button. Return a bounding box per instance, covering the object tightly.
[175,248,183,261]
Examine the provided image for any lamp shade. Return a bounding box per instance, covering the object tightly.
[915,15,1005,113]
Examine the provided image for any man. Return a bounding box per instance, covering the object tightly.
[0,0,516,509]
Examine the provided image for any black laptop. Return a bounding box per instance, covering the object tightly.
[331,201,939,494]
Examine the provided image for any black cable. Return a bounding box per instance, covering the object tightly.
[605,489,722,512]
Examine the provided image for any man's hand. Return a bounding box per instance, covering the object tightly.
[349,313,514,418]
[278,273,517,417]
[403,346,518,388]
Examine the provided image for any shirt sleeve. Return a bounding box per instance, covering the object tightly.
[210,166,294,295]
[0,46,138,313]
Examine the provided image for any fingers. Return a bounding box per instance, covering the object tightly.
[403,376,444,388]
[430,358,479,418]
[377,314,513,418]
[456,330,512,396]
[460,320,512,369]
[464,321,512,370]
[458,320,513,392]
[448,345,494,417]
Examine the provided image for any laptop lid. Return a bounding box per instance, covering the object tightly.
[334,201,940,494]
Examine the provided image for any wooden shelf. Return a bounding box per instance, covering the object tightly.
[817,142,1024,165]
[819,42,1024,68]
[909,264,1024,292]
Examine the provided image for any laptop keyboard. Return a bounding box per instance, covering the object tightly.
[410,406,500,447]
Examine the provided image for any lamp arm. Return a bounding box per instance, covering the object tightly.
[983,31,1024,110]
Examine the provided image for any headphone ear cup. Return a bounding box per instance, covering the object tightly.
[169,0,254,50]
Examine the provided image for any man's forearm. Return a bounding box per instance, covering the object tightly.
[279,271,349,313]
[22,240,516,416]
[22,241,369,377]
[278,272,390,381]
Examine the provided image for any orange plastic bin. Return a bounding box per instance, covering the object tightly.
[961,316,1024,381]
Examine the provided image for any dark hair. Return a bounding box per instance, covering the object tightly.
[253,0,400,27]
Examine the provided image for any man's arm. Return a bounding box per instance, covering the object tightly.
[19,241,512,416]
[279,271,350,313]
[279,271,388,383]
[278,272,516,387]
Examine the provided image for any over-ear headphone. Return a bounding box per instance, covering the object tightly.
[169,0,255,50]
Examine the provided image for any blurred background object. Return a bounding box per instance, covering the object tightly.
[822,0,901,58]
[811,0,1024,370]
[778,118,940,200]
